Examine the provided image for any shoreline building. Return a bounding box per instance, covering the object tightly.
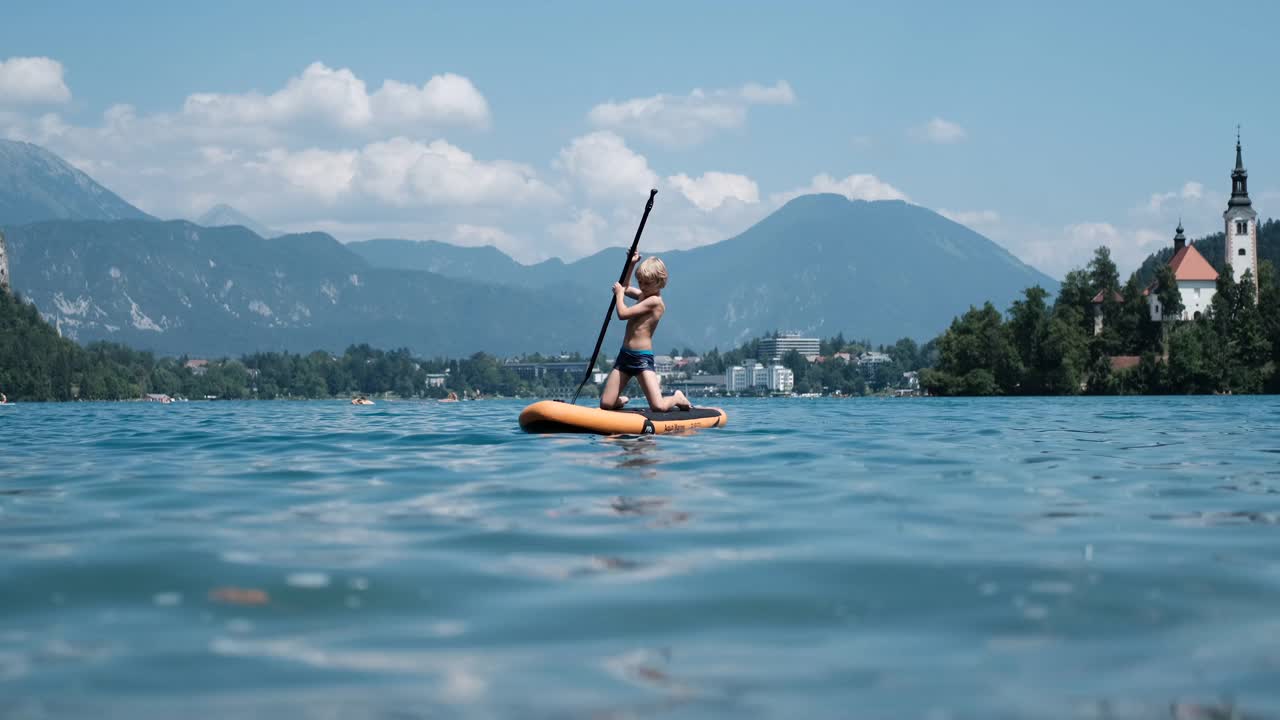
[767,364,795,393]
[0,229,9,294]
[726,360,795,393]
[503,359,590,380]
[758,333,820,362]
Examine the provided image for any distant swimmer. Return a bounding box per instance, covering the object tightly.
[351,395,375,405]
[438,391,459,403]
[0,392,7,404]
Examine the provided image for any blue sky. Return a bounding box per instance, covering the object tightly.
[2,1,1276,277]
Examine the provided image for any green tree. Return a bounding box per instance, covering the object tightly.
[889,337,920,370]
[923,302,1019,396]
[1087,246,1121,298]
[1007,286,1050,394]
[1166,322,1216,394]
[1084,354,1117,395]
[1040,314,1090,395]
[1258,262,1280,391]
[1055,269,1097,336]
[1087,247,1124,350]
[1153,263,1183,321]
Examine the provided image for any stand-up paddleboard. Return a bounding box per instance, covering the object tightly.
[519,400,727,435]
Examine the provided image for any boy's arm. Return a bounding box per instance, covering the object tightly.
[614,287,659,320]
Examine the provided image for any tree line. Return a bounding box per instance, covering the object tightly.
[0,289,598,401]
[921,244,1280,396]
[3,285,938,401]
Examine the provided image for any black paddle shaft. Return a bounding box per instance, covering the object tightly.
[570,188,658,404]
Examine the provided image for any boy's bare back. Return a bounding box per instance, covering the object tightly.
[621,294,663,350]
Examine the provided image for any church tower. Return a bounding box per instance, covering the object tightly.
[1223,133,1259,288]
[0,229,10,295]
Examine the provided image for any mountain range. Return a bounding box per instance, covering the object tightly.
[0,140,154,225]
[2,140,1067,357]
[2,220,599,357]
[349,195,1061,347]
[195,204,281,239]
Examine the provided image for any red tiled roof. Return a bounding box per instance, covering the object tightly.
[1109,355,1141,371]
[1091,289,1124,303]
[1168,245,1218,282]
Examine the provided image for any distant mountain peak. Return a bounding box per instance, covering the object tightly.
[351,195,1059,346]
[195,204,280,239]
[0,139,154,225]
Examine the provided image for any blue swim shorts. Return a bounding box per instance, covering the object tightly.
[613,347,656,374]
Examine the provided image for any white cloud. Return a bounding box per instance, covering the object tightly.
[772,173,910,205]
[587,81,795,146]
[0,57,71,105]
[181,62,490,134]
[992,221,1168,279]
[183,63,371,130]
[555,131,659,199]
[938,209,1000,227]
[452,224,516,250]
[369,73,490,129]
[253,148,358,202]
[666,171,759,211]
[548,209,609,258]
[912,117,967,144]
[1141,180,1207,214]
[353,137,556,206]
[241,138,558,209]
[739,80,796,105]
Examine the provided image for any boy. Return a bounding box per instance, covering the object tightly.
[599,252,692,412]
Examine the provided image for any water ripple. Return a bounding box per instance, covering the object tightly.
[2,396,1280,718]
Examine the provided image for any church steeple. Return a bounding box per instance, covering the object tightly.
[1223,128,1259,289]
[1173,220,1186,252]
[1229,131,1252,208]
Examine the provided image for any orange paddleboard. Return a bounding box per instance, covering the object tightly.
[519,400,727,435]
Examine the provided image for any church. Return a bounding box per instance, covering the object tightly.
[1145,137,1260,321]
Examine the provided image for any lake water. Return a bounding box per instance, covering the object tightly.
[2,397,1279,719]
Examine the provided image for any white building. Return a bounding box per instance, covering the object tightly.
[750,362,768,388]
[1091,289,1124,335]
[858,351,892,367]
[1145,137,1261,321]
[726,366,749,392]
[767,365,794,393]
[1145,222,1219,321]
[1224,137,1259,286]
[654,355,675,374]
[759,333,820,362]
[0,229,9,294]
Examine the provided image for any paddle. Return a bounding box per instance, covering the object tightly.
[570,188,658,404]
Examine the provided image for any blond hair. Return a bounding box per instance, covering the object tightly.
[636,256,668,289]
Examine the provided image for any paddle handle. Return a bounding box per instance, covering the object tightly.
[570,189,658,404]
